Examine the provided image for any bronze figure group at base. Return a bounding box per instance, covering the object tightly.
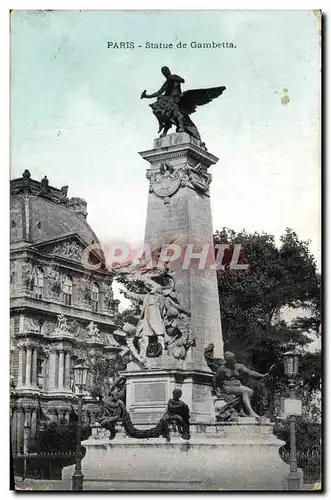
[98,383,190,442]
[96,344,275,440]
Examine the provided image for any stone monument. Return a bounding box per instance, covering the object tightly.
[70,67,290,491]
[122,67,227,424]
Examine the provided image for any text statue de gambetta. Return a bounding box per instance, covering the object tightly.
[141,66,226,147]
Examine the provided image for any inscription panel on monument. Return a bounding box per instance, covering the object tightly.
[133,381,167,403]
[188,197,213,243]
[192,384,211,403]
[145,193,189,245]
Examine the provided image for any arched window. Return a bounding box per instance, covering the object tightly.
[62,276,73,306]
[33,267,44,299]
[91,283,99,312]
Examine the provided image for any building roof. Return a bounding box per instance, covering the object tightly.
[10,170,99,246]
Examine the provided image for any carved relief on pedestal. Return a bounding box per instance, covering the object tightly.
[146,161,212,204]
[146,163,181,204]
[182,162,212,195]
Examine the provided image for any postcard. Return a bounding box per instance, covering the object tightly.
[10,10,321,491]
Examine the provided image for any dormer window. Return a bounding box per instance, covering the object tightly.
[62,276,73,306]
[91,283,99,312]
[33,267,44,299]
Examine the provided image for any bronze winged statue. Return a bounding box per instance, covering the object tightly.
[141,66,226,143]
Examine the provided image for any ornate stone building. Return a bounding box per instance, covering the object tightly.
[10,171,123,454]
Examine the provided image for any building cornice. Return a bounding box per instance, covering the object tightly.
[10,241,113,278]
[10,297,117,328]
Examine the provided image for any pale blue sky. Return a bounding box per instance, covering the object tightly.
[11,10,321,264]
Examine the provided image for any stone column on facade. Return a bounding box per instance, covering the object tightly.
[25,347,32,386]
[58,350,65,389]
[32,348,38,387]
[17,347,25,387]
[17,407,24,454]
[64,351,71,389]
[23,412,31,455]
[24,407,32,427]
[30,409,37,449]
[19,314,25,333]
[42,356,47,391]
[11,410,18,456]
[24,407,32,453]
[48,349,58,390]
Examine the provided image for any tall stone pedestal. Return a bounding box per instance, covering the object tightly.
[140,132,223,365]
[124,133,224,423]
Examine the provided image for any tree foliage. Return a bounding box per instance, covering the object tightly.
[274,417,321,452]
